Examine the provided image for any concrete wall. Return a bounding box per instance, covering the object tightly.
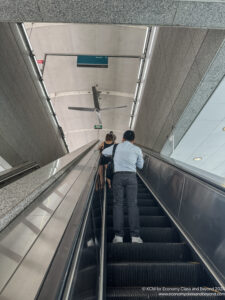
[2,1,225,29]
[134,27,225,152]
[0,23,67,167]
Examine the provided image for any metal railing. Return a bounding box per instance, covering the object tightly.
[98,171,107,300]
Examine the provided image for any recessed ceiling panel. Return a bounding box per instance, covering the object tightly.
[43,56,140,94]
[26,23,147,152]
[26,24,146,57]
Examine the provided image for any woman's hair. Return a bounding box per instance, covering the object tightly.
[109,131,116,142]
[105,133,114,141]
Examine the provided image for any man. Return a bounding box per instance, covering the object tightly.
[102,130,144,243]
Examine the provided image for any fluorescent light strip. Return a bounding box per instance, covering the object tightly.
[137,59,144,81]
[21,23,34,52]
[129,117,132,128]
[137,84,144,101]
[142,27,150,54]
[42,81,50,99]
[134,84,139,100]
[16,25,29,53]
[131,102,135,114]
[142,27,158,81]
[28,56,39,78]
[131,27,158,129]
[33,54,43,80]
[55,115,60,124]
[38,81,48,99]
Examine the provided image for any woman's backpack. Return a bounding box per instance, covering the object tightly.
[106,144,118,180]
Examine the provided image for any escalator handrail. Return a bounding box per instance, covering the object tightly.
[98,171,107,300]
[35,148,100,300]
[60,170,99,300]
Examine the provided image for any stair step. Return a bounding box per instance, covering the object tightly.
[106,206,163,216]
[107,262,205,287]
[107,227,179,243]
[107,193,153,199]
[107,199,156,207]
[106,216,170,227]
[107,243,191,262]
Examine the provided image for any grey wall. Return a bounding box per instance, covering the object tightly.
[0,23,67,167]
[134,27,225,152]
[2,1,225,29]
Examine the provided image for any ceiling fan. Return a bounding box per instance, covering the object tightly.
[68,86,127,124]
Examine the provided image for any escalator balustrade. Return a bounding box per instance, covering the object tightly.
[106,177,224,299]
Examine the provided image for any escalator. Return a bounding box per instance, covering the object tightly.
[105,177,223,299]
[30,148,225,300]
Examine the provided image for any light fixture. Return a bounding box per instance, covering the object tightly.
[222,127,225,131]
[130,27,158,130]
[193,157,202,161]
[142,27,150,54]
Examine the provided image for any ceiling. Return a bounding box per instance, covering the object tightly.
[25,23,147,151]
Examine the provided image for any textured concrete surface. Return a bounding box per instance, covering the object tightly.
[0,23,67,167]
[1,1,225,29]
[134,27,225,152]
[162,36,225,156]
[0,140,97,233]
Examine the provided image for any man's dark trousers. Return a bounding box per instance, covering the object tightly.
[112,172,140,237]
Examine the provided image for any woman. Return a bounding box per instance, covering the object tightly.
[98,133,114,188]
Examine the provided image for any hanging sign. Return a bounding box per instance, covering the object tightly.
[77,56,108,68]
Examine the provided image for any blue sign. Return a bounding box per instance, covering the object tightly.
[77,55,108,68]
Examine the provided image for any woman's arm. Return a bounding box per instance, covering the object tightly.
[98,142,104,151]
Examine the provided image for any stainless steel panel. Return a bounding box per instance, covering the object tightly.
[0,168,81,292]
[139,150,225,286]
[179,177,225,280]
[145,156,161,195]
[159,163,185,216]
[0,146,99,299]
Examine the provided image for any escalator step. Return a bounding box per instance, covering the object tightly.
[107,243,191,262]
[137,193,153,199]
[106,216,170,227]
[138,187,149,192]
[137,187,149,192]
[107,193,153,200]
[106,206,163,216]
[107,262,205,287]
[105,177,220,299]
[107,227,179,243]
[106,287,223,299]
[107,199,156,207]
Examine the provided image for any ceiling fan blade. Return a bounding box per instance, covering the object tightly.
[92,86,100,110]
[68,107,95,112]
[96,111,102,125]
[100,105,128,111]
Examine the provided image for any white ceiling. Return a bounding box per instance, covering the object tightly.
[25,24,147,151]
[170,76,225,178]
